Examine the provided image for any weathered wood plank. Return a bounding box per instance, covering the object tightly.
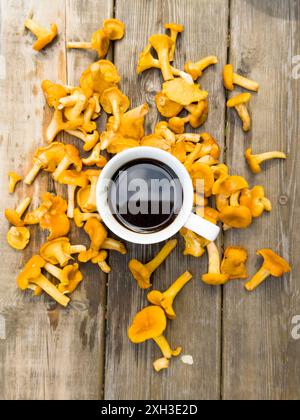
[105,0,229,400]
[0,0,112,400]
[223,0,300,400]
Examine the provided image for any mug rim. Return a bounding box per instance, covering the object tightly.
[96,146,194,245]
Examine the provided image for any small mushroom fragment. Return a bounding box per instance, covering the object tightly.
[153,357,169,372]
[180,228,208,258]
[46,110,82,143]
[17,255,70,307]
[7,227,30,250]
[202,242,229,285]
[129,239,177,289]
[219,204,253,229]
[24,18,58,51]
[40,237,86,267]
[67,28,110,58]
[223,64,260,92]
[41,80,68,109]
[147,271,192,319]
[82,143,107,168]
[245,148,287,174]
[103,18,125,41]
[101,87,130,132]
[8,172,22,194]
[245,249,291,292]
[240,186,272,217]
[57,170,88,218]
[149,34,174,81]
[164,23,184,61]
[73,208,101,228]
[101,238,127,255]
[84,169,101,211]
[24,142,66,185]
[91,250,111,273]
[184,56,218,80]
[168,115,190,134]
[221,246,248,280]
[5,197,31,227]
[227,93,252,132]
[128,306,181,359]
[52,144,82,181]
[163,78,208,106]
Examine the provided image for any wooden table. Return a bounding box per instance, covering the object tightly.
[0,0,299,400]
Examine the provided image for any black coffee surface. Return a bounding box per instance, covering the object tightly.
[108,159,183,234]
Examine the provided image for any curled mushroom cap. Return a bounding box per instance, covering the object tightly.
[202,242,230,286]
[245,249,291,292]
[221,246,248,280]
[219,205,253,229]
[149,34,174,81]
[213,175,249,196]
[163,78,208,106]
[185,99,209,128]
[147,271,192,319]
[24,19,58,51]
[240,186,272,217]
[245,148,287,174]
[7,227,30,250]
[189,163,215,197]
[155,92,183,118]
[41,80,68,109]
[180,228,208,258]
[223,64,260,92]
[168,116,190,134]
[101,87,130,132]
[129,239,177,289]
[184,56,218,80]
[5,197,31,227]
[103,18,125,40]
[40,237,86,267]
[8,172,22,194]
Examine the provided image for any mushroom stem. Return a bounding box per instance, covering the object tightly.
[44,263,64,283]
[24,19,44,37]
[230,192,241,207]
[153,357,169,372]
[70,245,86,254]
[256,151,287,164]
[98,260,111,273]
[67,41,92,49]
[16,197,31,217]
[52,157,71,181]
[153,335,175,359]
[24,161,43,184]
[67,185,76,218]
[233,73,259,92]
[235,104,251,132]
[164,271,192,299]
[146,239,178,273]
[207,242,221,274]
[245,267,270,292]
[111,98,121,132]
[58,92,79,108]
[33,274,70,307]
[101,238,127,254]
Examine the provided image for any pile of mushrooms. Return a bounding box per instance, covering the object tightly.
[4,18,291,372]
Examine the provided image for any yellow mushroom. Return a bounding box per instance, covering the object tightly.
[91,250,111,274]
[101,238,127,255]
[43,262,83,287]
[5,197,31,227]
[129,239,177,289]
[163,78,208,106]
[103,18,125,41]
[223,64,260,92]
[155,92,183,118]
[149,34,174,81]
[153,357,170,372]
[180,228,208,258]
[221,246,248,280]
[202,242,229,285]
[24,18,57,51]
[52,144,82,181]
[41,80,68,109]
[66,129,99,152]
[73,208,101,228]
[8,172,22,194]
[7,226,30,250]
[100,87,130,132]
[184,56,218,80]
[40,237,86,267]
[240,186,272,217]
[227,93,252,132]
[164,23,184,61]
[46,109,82,143]
[82,143,108,168]
[57,170,88,218]
[67,28,110,58]
[147,271,192,319]
[245,148,287,174]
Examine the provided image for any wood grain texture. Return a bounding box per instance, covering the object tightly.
[104,0,229,400]
[223,0,300,400]
[0,0,112,400]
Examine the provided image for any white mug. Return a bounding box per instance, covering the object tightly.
[96,147,220,245]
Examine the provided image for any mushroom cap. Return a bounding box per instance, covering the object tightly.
[188,100,209,128]
[213,175,249,196]
[77,185,95,212]
[107,137,140,154]
[180,228,208,257]
[128,306,167,343]
[204,207,220,225]
[223,64,234,90]
[84,218,107,251]
[168,117,186,134]
[221,246,248,279]
[202,273,229,285]
[91,28,110,57]
[33,23,58,51]
[96,60,121,84]
[220,205,253,229]
[61,264,83,286]
[149,34,174,53]
[190,163,215,197]
[7,227,30,250]
[227,93,252,108]
[5,209,24,227]
[136,44,157,73]
[39,194,70,240]
[85,169,101,183]
[41,80,68,108]
[164,23,184,33]
[240,186,272,217]
[155,92,183,118]
[128,259,152,289]
[34,142,66,172]
[163,78,208,106]
[257,249,291,277]
[57,170,88,187]
[73,208,85,227]
[40,237,71,266]
[103,18,125,40]
[91,250,108,264]
[100,87,130,114]
[78,248,99,263]
[17,255,45,289]
[199,133,220,160]
[107,104,149,140]
[245,148,261,174]
[141,134,171,152]
[64,144,82,171]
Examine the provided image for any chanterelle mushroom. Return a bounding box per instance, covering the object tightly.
[5,197,31,227]
[17,255,69,307]
[221,246,248,280]
[163,78,208,106]
[164,23,184,61]
[128,306,181,359]
[40,237,86,267]
[7,227,30,250]
[245,148,287,174]
[67,28,110,58]
[43,262,83,289]
[100,87,130,132]
[184,56,218,80]
[149,34,174,81]
[180,228,208,258]
[52,144,82,181]
[245,249,291,291]
[147,271,192,319]
[91,250,111,274]
[223,64,260,92]
[155,92,183,118]
[57,170,88,218]
[24,18,58,51]
[103,18,125,41]
[41,80,68,109]
[129,239,178,289]
[82,143,108,168]
[202,242,230,285]
[78,218,108,262]
[227,93,252,132]
[38,193,71,240]
[240,186,272,217]
[8,172,22,194]
[73,208,101,228]
[46,109,82,143]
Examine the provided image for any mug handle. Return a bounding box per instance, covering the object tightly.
[184,213,220,242]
